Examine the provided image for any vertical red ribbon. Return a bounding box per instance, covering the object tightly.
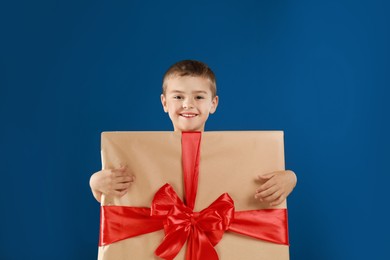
[181,132,202,210]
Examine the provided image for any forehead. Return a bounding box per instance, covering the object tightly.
[164,76,213,93]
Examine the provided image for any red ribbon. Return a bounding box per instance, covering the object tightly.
[99,132,289,259]
[181,131,201,210]
[151,183,234,259]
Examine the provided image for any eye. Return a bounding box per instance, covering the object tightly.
[195,96,205,100]
[173,95,183,100]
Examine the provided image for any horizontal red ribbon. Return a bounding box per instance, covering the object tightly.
[100,184,289,259]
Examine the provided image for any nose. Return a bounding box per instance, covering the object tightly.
[182,98,194,109]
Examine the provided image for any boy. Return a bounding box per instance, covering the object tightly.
[89,60,297,206]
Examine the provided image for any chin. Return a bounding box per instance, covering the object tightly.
[176,126,204,132]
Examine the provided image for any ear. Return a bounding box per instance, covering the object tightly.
[209,95,219,114]
[161,94,168,113]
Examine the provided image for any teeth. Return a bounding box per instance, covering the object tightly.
[181,114,196,118]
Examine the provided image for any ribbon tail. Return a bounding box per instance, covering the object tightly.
[155,226,190,260]
[186,227,219,260]
[229,209,289,245]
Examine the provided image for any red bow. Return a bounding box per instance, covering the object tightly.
[151,184,234,260]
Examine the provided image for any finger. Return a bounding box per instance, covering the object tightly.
[258,172,276,179]
[114,189,128,197]
[257,174,271,181]
[255,185,278,198]
[115,176,134,183]
[270,195,285,206]
[116,164,128,170]
[102,169,116,176]
[114,182,131,190]
[256,181,276,193]
[113,169,131,178]
[116,169,127,176]
[112,167,127,174]
[261,190,281,203]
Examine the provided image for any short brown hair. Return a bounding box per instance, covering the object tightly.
[162,60,217,97]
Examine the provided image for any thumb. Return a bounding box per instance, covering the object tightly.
[258,172,275,180]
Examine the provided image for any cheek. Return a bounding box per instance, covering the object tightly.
[169,102,179,110]
[167,103,180,114]
[202,103,214,112]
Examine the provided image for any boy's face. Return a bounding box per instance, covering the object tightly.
[161,76,218,132]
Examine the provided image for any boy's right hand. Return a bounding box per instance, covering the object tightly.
[89,166,135,202]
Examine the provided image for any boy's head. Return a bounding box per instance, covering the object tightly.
[161,60,219,132]
[162,60,217,97]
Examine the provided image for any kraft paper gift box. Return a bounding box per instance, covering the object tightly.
[98,131,289,260]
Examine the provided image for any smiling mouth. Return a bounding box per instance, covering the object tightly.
[180,113,198,118]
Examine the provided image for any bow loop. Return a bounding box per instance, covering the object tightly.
[151,184,187,216]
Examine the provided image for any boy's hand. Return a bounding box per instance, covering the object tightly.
[254,170,297,207]
[89,166,135,202]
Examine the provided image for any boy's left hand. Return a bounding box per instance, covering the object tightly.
[254,170,297,206]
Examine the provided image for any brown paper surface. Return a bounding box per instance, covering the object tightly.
[98,131,289,260]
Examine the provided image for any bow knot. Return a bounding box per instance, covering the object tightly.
[151,184,234,260]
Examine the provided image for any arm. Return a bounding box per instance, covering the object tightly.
[254,170,297,206]
[89,166,135,203]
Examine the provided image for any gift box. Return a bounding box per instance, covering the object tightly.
[98,131,289,260]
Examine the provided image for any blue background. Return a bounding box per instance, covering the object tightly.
[1,0,389,259]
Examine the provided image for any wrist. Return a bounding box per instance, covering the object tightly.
[286,170,297,187]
